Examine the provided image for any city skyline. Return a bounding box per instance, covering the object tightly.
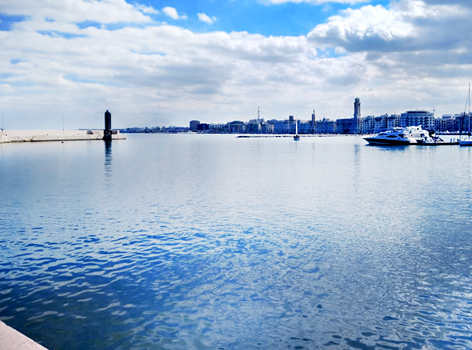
[1,0,472,129]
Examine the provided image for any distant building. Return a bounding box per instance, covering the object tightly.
[272,119,291,134]
[189,120,200,132]
[454,113,472,134]
[387,115,401,130]
[311,110,316,133]
[435,115,455,132]
[317,118,336,134]
[400,110,434,130]
[362,116,375,134]
[337,118,355,134]
[197,123,209,131]
[247,119,262,133]
[227,121,245,133]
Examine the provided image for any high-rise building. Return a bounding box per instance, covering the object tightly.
[353,98,361,133]
[311,109,316,133]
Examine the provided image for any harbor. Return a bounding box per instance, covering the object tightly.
[2,134,472,349]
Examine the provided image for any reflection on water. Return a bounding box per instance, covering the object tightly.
[1,134,472,350]
[104,139,112,187]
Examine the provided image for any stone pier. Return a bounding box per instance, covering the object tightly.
[0,129,125,144]
[0,321,49,350]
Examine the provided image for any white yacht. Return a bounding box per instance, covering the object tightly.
[364,126,428,145]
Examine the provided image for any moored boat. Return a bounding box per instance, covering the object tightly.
[364,126,428,145]
[293,118,300,141]
[364,129,411,145]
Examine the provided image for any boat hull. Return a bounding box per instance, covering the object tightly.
[364,137,410,145]
[460,140,472,146]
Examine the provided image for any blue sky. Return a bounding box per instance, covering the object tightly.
[1,0,471,129]
[132,0,374,36]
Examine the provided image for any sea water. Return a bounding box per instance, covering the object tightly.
[1,134,472,349]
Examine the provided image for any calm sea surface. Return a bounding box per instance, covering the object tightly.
[1,134,472,350]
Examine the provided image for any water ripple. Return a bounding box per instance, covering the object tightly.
[2,135,472,349]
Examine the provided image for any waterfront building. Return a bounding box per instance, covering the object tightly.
[400,110,434,130]
[317,118,336,134]
[262,122,274,134]
[298,121,312,134]
[454,113,472,134]
[336,118,354,134]
[227,121,246,133]
[209,124,226,133]
[374,114,387,132]
[387,114,401,130]
[247,119,263,133]
[435,115,454,132]
[272,118,301,134]
[335,98,363,134]
[362,116,375,134]
[189,120,200,132]
[197,123,209,131]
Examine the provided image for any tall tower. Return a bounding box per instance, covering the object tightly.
[104,110,112,140]
[311,109,316,133]
[353,98,361,133]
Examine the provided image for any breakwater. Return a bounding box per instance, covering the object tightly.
[0,130,125,144]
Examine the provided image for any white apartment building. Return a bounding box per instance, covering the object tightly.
[400,110,434,130]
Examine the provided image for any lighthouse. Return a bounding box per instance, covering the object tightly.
[104,110,112,140]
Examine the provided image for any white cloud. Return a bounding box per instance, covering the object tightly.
[162,7,187,20]
[135,4,159,15]
[198,13,217,24]
[308,4,414,50]
[308,0,468,52]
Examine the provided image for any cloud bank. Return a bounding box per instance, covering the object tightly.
[0,0,471,129]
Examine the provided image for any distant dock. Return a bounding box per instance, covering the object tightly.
[0,130,125,144]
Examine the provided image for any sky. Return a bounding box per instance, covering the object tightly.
[1,0,472,129]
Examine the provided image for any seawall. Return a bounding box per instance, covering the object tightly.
[0,130,125,144]
[0,321,49,350]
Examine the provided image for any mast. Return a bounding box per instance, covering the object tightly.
[460,84,470,139]
[467,83,470,138]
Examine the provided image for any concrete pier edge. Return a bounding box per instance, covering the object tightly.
[0,321,49,350]
[0,129,125,144]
